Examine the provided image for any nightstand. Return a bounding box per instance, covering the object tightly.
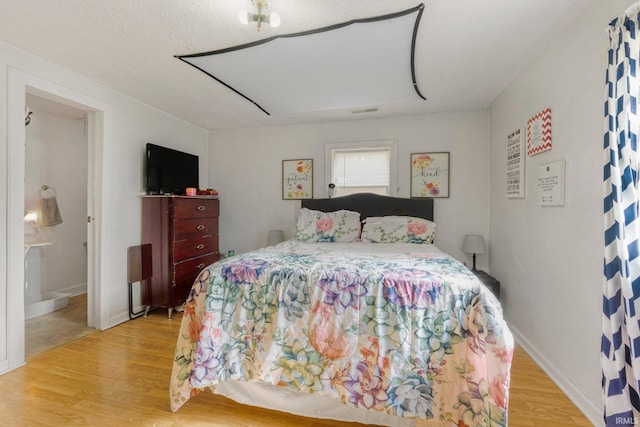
[473,270,500,299]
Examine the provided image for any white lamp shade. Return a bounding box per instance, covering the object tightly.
[267,229,285,246]
[462,234,486,254]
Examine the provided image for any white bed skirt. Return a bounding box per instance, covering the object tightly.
[213,381,417,427]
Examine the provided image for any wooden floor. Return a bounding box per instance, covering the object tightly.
[1,309,593,426]
[25,293,95,358]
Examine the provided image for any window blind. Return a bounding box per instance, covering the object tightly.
[332,148,390,188]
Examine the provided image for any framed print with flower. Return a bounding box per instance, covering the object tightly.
[410,152,450,198]
[282,159,313,199]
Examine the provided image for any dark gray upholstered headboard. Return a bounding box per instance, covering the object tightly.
[301,193,434,222]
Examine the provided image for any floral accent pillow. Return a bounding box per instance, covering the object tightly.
[361,216,436,244]
[295,208,361,243]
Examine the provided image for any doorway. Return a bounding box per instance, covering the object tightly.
[23,94,93,357]
[4,67,111,372]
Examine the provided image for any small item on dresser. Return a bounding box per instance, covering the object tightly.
[197,189,219,195]
[185,187,197,196]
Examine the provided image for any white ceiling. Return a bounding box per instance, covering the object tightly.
[1,1,589,130]
[180,6,425,115]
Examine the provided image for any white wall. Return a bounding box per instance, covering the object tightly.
[25,108,88,298]
[488,1,636,424]
[209,110,491,269]
[0,40,209,374]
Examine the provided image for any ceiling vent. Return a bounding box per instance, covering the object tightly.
[351,108,379,114]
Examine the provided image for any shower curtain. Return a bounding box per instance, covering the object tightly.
[603,4,640,426]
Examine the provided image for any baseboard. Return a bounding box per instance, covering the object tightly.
[510,325,600,426]
[59,283,87,297]
[110,312,131,328]
[0,360,25,376]
[110,304,151,328]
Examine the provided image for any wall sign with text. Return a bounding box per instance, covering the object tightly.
[507,128,525,198]
[282,159,313,200]
[537,160,565,206]
[410,152,450,198]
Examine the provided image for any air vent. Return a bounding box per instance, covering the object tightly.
[351,108,379,114]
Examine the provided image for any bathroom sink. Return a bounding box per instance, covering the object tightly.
[24,239,54,247]
[24,225,54,254]
[24,240,53,255]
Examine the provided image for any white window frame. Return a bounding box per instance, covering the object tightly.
[324,140,398,197]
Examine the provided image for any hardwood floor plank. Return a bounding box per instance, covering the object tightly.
[0,305,594,426]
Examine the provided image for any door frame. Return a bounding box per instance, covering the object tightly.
[6,67,112,370]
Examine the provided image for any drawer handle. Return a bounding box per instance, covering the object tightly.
[197,205,206,211]
[196,263,205,269]
[196,244,205,250]
[196,224,205,231]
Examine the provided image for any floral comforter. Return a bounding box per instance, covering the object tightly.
[169,241,513,426]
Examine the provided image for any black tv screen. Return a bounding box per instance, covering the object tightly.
[145,143,199,195]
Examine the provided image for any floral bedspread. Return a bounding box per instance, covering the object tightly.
[169,241,513,426]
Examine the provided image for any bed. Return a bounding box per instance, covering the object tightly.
[169,193,513,426]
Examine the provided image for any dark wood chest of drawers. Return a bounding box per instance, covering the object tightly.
[141,196,220,318]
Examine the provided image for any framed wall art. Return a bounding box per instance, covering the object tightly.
[527,107,552,156]
[410,152,450,198]
[282,159,313,200]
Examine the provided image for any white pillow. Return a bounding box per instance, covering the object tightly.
[361,216,436,244]
[295,208,361,243]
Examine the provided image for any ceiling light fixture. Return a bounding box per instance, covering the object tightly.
[239,0,280,31]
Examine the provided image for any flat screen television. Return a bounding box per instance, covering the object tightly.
[145,143,199,195]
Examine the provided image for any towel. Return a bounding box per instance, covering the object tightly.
[39,193,63,226]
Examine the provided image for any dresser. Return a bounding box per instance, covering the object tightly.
[141,195,220,319]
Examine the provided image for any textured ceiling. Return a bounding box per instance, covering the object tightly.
[1,0,589,130]
[179,6,425,115]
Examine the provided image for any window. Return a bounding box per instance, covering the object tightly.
[325,140,397,197]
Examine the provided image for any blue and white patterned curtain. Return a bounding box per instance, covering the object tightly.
[603,4,640,426]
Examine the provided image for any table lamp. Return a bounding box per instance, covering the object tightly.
[462,234,486,271]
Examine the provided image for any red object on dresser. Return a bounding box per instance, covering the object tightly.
[141,195,220,319]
